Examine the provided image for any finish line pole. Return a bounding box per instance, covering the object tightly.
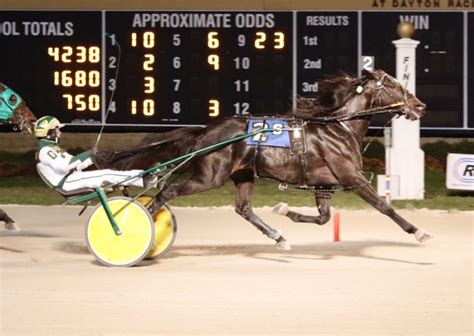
[390,21,425,200]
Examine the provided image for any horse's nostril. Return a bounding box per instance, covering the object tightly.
[415,105,426,113]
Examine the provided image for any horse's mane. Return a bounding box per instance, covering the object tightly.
[93,126,204,170]
[290,72,367,119]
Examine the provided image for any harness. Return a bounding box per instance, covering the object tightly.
[264,74,411,196]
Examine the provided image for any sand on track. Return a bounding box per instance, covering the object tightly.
[1,205,473,335]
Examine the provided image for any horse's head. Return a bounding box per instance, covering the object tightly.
[362,69,426,121]
[0,83,37,134]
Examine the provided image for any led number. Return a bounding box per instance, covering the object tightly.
[61,46,73,63]
[88,47,100,62]
[75,94,86,111]
[48,47,60,61]
[53,71,100,88]
[75,71,87,87]
[255,32,266,49]
[131,100,155,116]
[208,55,220,70]
[88,95,100,111]
[143,54,155,71]
[62,94,74,109]
[274,32,285,49]
[88,71,100,87]
[131,32,156,48]
[47,46,100,63]
[131,32,137,47]
[143,32,155,48]
[54,70,72,87]
[209,99,220,117]
[76,46,87,63]
[144,77,155,93]
[62,94,100,111]
[131,100,137,114]
[143,99,155,115]
[208,32,219,49]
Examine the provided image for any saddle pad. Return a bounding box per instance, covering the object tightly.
[246,119,290,148]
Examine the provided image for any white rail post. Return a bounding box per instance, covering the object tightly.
[389,22,425,200]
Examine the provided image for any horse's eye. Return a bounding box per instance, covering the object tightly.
[9,95,17,104]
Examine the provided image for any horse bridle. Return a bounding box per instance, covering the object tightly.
[0,86,28,131]
[307,73,412,124]
[371,73,413,118]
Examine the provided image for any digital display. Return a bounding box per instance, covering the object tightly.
[362,12,464,128]
[0,9,472,134]
[297,12,358,97]
[105,11,293,125]
[0,11,102,123]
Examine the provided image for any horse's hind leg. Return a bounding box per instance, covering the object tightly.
[0,208,20,231]
[233,174,291,250]
[273,192,332,225]
[149,175,224,213]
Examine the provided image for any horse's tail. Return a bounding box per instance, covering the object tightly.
[92,127,203,170]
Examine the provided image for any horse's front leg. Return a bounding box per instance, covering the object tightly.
[351,181,433,242]
[328,165,432,242]
[273,191,332,225]
[0,208,20,231]
[233,176,291,250]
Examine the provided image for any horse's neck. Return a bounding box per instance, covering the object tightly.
[340,94,374,141]
[344,119,371,142]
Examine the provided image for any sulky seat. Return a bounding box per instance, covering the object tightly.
[53,186,95,198]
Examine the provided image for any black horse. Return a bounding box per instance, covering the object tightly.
[94,69,432,249]
[0,82,37,231]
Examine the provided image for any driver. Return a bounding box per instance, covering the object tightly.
[34,116,156,192]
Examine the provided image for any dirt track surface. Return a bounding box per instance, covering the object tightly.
[1,205,473,336]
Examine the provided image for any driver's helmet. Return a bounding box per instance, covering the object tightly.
[34,116,64,140]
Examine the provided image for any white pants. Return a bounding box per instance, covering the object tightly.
[61,169,144,191]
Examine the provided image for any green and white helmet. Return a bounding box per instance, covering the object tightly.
[34,116,64,139]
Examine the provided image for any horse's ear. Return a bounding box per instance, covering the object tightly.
[362,68,375,78]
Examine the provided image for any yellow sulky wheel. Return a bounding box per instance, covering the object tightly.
[137,196,177,259]
[86,197,155,267]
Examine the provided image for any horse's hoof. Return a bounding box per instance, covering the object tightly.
[415,229,433,243]
[5,222,21,231]
[276,239,292,251]
[272,202,289,216]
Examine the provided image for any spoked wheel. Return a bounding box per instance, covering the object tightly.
[86,196,154,267]
[137,196,177,259]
